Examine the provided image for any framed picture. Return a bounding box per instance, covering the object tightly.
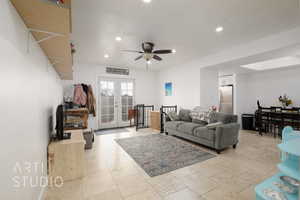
[165,82,172,96]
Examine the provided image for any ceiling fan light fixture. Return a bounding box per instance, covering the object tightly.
[104,54,109,58]
[215,26,224,33]
[123,42,171,63]
[147,60,151,64]
[115,36,122,41]
[142,0,152,3]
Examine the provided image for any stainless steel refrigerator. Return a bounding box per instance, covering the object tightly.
[219,85,233,114]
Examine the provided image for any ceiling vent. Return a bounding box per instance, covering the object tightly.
[106,67,130,76]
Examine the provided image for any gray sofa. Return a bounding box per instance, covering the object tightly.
[164,110,240,154]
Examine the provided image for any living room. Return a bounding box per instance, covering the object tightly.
[1,0,300,200]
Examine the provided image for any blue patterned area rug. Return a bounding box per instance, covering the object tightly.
[115,134,216,177]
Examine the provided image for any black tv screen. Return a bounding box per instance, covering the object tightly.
[55,104,64,140]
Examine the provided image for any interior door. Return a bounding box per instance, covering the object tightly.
[98,78,134,129]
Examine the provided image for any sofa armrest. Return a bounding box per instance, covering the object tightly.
[214,123,240,150]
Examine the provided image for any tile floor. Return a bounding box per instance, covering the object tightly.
[45,128,281,200]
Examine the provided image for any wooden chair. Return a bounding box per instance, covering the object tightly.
[282,107,300,131]
[257,106,271,135]
[269,107,282,137]
[292,107,300,130]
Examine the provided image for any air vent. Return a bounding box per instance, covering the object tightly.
[106,67,129,75]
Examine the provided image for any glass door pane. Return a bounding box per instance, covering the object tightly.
[99,80,117,127]
[120,81,134,123]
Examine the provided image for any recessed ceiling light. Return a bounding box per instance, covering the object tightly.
[215,26,224,33]
[143,0,151,3]
[172,49,176,53]
[241,56,300,71]
[115,36,122,41]
[104,54,109,58]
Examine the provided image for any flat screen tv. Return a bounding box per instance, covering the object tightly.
[55,104,64,140]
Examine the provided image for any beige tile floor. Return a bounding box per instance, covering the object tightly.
[45,128,281,200]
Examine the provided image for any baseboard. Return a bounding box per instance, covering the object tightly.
[38,185,47,200]
[95,126,132,132]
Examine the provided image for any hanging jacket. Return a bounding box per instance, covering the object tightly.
[73,84,87,106]
[87,85,96,116]
[81,84,89,96]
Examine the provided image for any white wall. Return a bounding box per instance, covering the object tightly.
[0,1,63,199]
[157,28,300,110]
[236,66,300,116]
[157,65,220,110]
[200,69,219,109]
[63,63,158,129]
[157,63,200,109]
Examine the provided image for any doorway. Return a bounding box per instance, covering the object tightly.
[98,77,134,129]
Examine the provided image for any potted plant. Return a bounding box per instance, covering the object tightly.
[278,94,293,108]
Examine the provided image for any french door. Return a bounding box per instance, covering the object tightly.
[98,77,134,129]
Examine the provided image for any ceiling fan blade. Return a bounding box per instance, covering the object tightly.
[135,55,143,61]
[122,50,144,53]
[153,55,163,61]
[153,49,172,54]
[142,43,146,52]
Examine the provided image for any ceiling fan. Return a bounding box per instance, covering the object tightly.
[122,42,175,64]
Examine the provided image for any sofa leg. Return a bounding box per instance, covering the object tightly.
[165,132,168,135]
[233,144,237,149]
[216,150,221,154]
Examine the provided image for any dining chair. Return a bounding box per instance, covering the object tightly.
[269,107,282,137]
[291,107,300,130]
[258,107,271,135]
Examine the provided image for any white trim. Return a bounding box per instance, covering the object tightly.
[38,185,47,200]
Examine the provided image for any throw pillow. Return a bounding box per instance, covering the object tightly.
[178,109,192,122]
[208,110,218,123]
[167,111,180,121]
[189,106,208,121]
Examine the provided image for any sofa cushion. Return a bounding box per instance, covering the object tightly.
[177,122,204,135]
[193,127,215,140]
[206,122,223,130]
[215,112,238,124]
[178,109,192,122]
[192,118,208,126]
[165,121,184,130]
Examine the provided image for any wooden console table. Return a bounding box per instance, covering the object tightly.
[48,130,85,183]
